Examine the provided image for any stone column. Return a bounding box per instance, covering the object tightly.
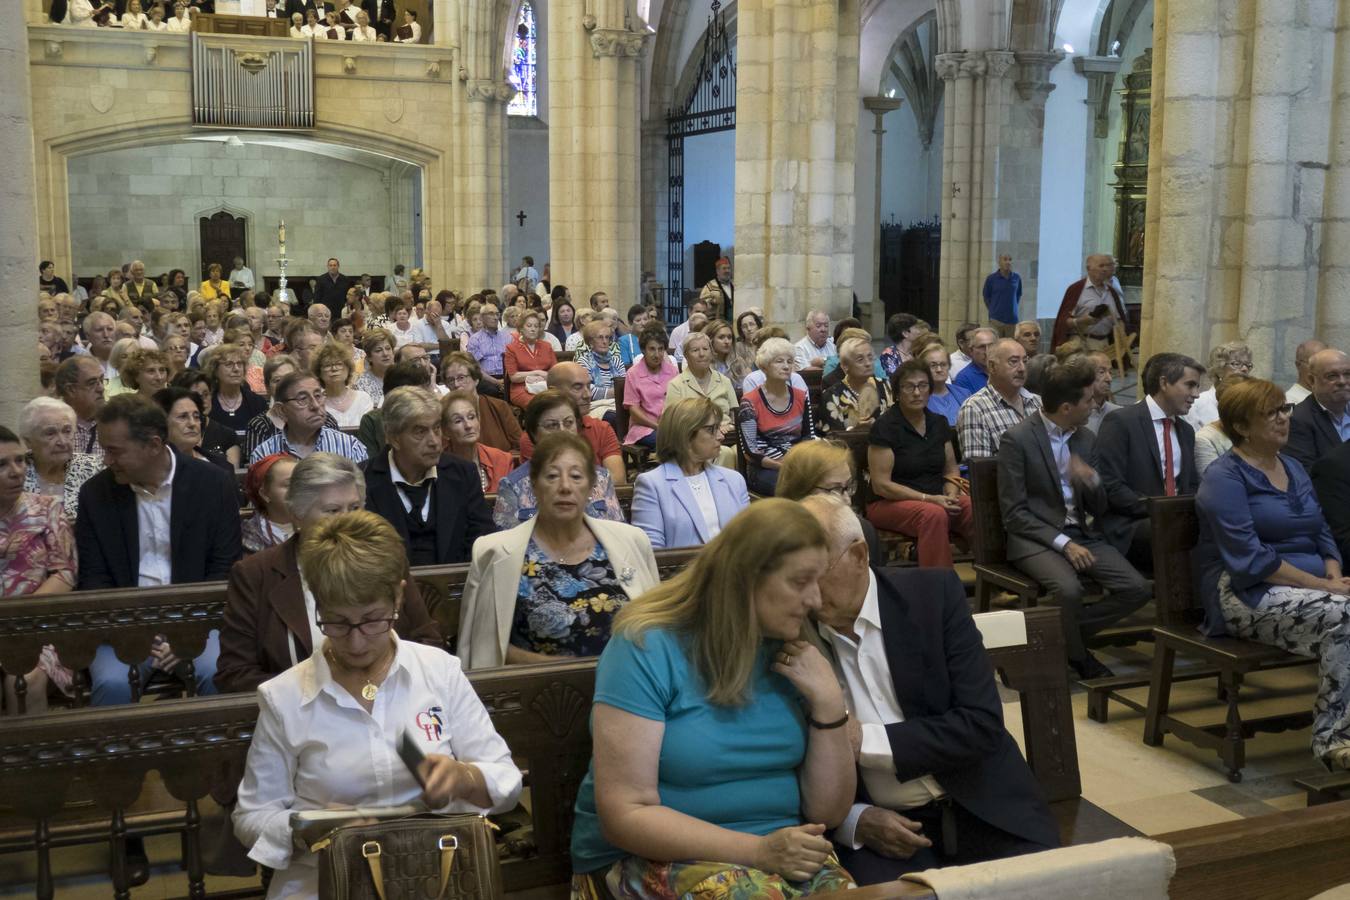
[639,118,668,298]
[735,0,859,333]
[547,0,648,303]
[861,96,903,335]
[0,21,40,424]
[1142,0,1335,382]
[459,78,513,290]
[1319,0,1350,349]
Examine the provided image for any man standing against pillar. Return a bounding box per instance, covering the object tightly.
[1050,254,1127,353]
[313,257,352,321]
[699,257,734,321]
[982,255,1020,338]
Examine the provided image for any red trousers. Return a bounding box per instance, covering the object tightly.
[867,494,973,568]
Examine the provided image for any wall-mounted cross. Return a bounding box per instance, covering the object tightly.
[516,209,528,226]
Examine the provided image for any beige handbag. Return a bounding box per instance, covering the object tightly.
[313,814,502,900]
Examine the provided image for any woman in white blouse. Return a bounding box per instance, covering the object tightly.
[146,4,168,30]
[299,8,322,36]
[316,10,346,39]
[233,510,523,900]
[350,9,377,41]
[288,11,305,36]
[120,0,149,29]
[165,1,190,31]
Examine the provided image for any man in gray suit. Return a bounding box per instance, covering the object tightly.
[997,357,1152,680]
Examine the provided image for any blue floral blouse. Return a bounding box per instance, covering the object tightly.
[511,539,626,657]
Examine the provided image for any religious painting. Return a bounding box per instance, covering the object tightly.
[1113,49,1151,290]
[507,1,538,117]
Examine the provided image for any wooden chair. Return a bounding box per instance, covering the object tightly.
[832,429,918,565]
[436,336,461,358]
[1108,320,1137,380]
[555,350,575,363]
[1141,495,1315,782]
[968,457,1044,612]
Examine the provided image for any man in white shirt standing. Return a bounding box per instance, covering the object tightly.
[795,309,835,372]
[801,496,1058,884]
[228,256,255,292]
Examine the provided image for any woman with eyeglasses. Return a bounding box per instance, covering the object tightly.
[1196,378,1350,772]
[492,390,625,530]
[818,336,892,435]
[217,454,442,694]
[864,359,971,568]
[18,397,103,526]
[773,440,883,564]
[921,343,970,426]
[1184,340,1254,431]
[313,342,374,428]
[204,343,269,442]
[232,509,517,900]
[460,432,658,670]
[631,398,750,549]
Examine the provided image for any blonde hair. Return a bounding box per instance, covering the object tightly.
[774,440,854,501]
[582,318,613,346]
[655,397,719,469]
[613,499,827,706]
[298,510,407,615]
[312,342,355,385]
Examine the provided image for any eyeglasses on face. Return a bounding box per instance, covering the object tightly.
[315,615,398,638]
[1263,403,1295,421]
[812,481,855,498]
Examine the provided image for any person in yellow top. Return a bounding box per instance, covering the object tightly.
[199,264,232,302]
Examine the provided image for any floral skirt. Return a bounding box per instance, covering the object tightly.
[571,855,855,900]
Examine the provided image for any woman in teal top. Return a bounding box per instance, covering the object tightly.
[570,500,857,898]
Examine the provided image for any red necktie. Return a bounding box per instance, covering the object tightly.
[1161,418,1177,496]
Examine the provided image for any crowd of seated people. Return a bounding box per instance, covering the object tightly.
[20,251,1350,897]
[55,0,423,43]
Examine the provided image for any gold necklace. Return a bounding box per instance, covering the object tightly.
[326,643,395,701]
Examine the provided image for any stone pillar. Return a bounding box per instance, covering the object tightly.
[861,96,903,335]
[1142,0,1335,382]
[735,0,859,334]
[1319,1,1350,349]
[935,47,1061,335]
[547,0,648,303]
[639,118,667,297]
[459,79,513,290]
[0,20,40,425]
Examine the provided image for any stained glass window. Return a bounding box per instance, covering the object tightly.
[507,1,537,117]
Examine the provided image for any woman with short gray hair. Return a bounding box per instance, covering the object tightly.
[19,397,103,525]
[1186,340,1254,430]
[215,452,443,693]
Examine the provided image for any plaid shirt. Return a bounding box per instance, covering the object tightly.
[957,385,1042,459]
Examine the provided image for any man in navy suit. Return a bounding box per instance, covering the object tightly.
[802,496,1058,884]
[76,394,242,701]
[1094,352,1203,569]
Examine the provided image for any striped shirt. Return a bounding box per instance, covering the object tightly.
[956,385,1042,460]
[738,385,815,463]
[249,425,369,465]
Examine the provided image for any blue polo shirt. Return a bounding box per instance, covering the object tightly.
[983,270,1022,324]
[952,361,988,395]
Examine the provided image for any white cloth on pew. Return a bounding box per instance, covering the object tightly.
[901,837,1175,900]
[972,610,1028,649]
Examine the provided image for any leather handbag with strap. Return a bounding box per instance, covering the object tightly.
[313,814,502,900]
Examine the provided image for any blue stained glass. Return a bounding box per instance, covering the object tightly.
[508,1,537,117]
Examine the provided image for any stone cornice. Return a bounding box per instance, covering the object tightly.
[589,27,650,59]
[465,77,516,103]
[934,51,986,81]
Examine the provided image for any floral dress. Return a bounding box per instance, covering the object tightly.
[511,540,625,658]
[818,376,893,434]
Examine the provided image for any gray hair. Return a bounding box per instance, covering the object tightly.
[755,337,796,370]
[382,386,442,437]
[800,494,865,557]
[109,337,140,371]
[1207,341,1252,373]
[19,397,77,441]
[805,309,829,324]
[83,311,113,333]
[286,452,365,521]
[682,330,711,356]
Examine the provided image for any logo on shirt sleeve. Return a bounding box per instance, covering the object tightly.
[415,706,444,741]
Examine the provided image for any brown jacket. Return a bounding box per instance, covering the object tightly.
[214,536,443,693]
[477,393,522,454]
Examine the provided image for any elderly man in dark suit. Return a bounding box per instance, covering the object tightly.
[1312,439,1350,563]
[801,495,1058,884]
[76,395,242,704]
[998,357,1152,679]
[1287,348,1350,473]
[364,386,496,566]
[1095,352,1204,570]
[216,452,441,693]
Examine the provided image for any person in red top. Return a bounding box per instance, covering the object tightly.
[518,362,625,485]
[504,309,557,408]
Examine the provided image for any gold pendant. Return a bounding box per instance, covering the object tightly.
[361,683,378,701]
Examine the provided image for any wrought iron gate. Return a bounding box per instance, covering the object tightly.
[665,0,735,323]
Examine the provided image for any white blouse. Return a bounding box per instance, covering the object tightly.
[121,11,149,27]
[147,18,168,29]
[289,24,307,37]
[324,387,375,428]
[234,637,523,900]
[684,470,723,540]
[165,14,191,30]
[315,23,346,39]
[350,24,377,41]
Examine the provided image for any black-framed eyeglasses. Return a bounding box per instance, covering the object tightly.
[812,481,855,499]
[316,614,398,637]
[1264,403,1295,421]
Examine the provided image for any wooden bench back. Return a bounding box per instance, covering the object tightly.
[828,429,879,515]
[1148,495,1201,629]
[968,457,1009,565]
[0,549,700,705]
[613,375,630,443]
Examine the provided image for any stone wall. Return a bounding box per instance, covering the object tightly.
[67,141,411,280]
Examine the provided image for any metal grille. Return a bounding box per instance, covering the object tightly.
[191,34,314,129]
[665,0,735,324]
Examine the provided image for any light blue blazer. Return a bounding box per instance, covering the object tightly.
[631,461,751,549]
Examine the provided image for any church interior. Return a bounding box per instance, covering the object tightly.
[6,0,1350,896]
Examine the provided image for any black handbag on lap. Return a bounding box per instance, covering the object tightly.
[313,814,502,900]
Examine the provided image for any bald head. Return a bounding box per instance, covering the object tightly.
[1295,339,1329,387]
[547,361,592,415]
[987,339,1029,394]
[1310,348,1350,412]
[1085,254,1115,287]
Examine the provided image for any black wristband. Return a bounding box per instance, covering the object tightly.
[807,711,849,730]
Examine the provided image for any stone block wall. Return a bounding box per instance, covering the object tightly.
[67,141,410,279]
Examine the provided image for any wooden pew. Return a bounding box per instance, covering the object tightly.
[0,549,698,712]
[0,606,1093,898]
[836,800,1350,900]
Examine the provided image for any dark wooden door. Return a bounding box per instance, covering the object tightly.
[199,211,247,280]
